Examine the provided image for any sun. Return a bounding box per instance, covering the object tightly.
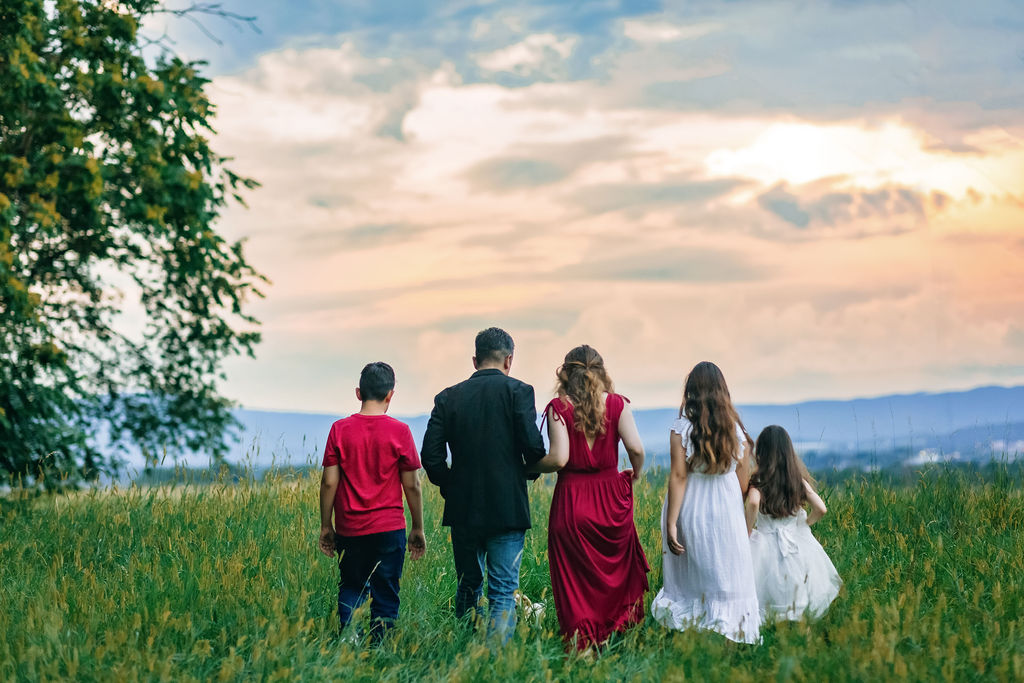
[705,120,1023,199]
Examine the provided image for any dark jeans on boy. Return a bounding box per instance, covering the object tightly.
[335,528,406,641]
[451,526,525,644]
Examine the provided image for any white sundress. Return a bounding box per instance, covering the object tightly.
[651,420,762,644]
[749,508,842,621]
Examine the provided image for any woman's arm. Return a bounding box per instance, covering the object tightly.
[735,437,753,494]
[528,406,570,473]
[618,402,645,481]
[665,430,689,555]
[804,480,827,525]
[744,487,761,536]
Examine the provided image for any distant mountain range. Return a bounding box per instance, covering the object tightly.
[631,385,1024,471]
[124,385,1024,473]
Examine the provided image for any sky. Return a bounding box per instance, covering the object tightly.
[145,0,1024,417]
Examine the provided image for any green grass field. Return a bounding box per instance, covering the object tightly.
[2,466,1022,682]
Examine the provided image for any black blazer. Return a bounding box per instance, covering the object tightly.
[421,368,546,530]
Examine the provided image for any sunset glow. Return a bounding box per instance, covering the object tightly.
[149,1,1024,415]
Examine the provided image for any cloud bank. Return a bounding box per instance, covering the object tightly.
[146,0,1024,414]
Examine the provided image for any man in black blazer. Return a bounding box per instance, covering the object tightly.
[421,327,546,644]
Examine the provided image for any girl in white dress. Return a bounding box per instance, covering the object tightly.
[651,361,762,644]
[745,425,842,621]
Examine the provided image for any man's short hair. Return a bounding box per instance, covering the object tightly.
[359,362,396,401]
[475,327,514,364]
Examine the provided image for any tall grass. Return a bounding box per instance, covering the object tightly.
[1,465,1022,681]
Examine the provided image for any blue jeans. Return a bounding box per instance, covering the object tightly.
[450,526,525,645]
[335,528,406,642]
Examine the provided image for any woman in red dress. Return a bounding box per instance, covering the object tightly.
[530,345,650,649]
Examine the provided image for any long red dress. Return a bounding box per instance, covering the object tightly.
[546,393,650,648]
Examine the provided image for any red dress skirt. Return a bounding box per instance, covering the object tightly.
[546,394,650,648]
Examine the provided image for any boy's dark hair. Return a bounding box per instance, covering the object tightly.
[475,327,514,364]
[359,362,396,401]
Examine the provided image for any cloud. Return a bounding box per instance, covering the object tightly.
[558,247,766,283]
[184,2,1024,414]
[757,183,949,229]
[306,194,352,209]
[432,306,583,335]
[475,33,578,79]
[1006,325,1024,349]
[296,223,427,251]
[622,20,720,44]
[703,120,1024,197]
[209,43,432,146]
[758,190,811,228]
[464,157,568,191]
[570,178,748,216]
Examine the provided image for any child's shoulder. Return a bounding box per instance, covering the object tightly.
[331,414,358,429]
[332,414,409,431]
[373,414,415,438]
[381,414,413,431]
[670,416,690,436]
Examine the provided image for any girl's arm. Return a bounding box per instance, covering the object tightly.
[744,487,761,536]
[528,406,570,473]
[735,438,753,494]
[618,402,645,481]
[665,430,689,555]
[804,479,827,525]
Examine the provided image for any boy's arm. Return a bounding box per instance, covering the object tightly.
[401,470,426,560]
[319,465,340,557]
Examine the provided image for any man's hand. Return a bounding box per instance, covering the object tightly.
[408,528,426,560]
[318,526,336,557]
[666,525,686,556]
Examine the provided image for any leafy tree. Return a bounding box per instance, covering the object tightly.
[0,0,266,486]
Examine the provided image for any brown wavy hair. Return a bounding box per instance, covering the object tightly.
[750,425,816,518]
[555,345,615,438]
[680,361,749,475]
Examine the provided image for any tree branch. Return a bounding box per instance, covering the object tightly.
[151,2,261,47]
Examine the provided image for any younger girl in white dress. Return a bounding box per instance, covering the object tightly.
[651,361,762,644]
[746,425,842,621]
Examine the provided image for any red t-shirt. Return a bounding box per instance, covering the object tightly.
[322,414,421,536]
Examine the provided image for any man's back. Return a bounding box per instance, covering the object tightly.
[421,368,546,530]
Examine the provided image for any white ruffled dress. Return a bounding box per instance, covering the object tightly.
[651,420,762,644]
[749,508,842,621]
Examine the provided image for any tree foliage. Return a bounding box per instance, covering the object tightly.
[0,0,266,485]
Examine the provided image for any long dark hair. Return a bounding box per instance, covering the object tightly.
[680,361,748,475]
[555,345,614,438]
[751,425,816,518]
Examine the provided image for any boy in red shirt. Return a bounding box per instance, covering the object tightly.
[318,362,426,641]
